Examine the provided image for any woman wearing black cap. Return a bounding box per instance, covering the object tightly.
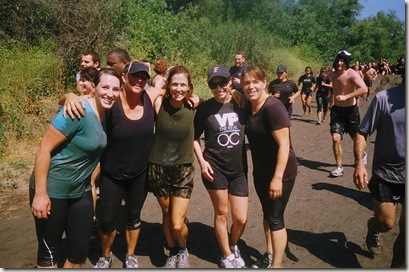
[193,66,249,268]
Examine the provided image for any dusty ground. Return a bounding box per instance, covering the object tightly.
[0,75,403,269]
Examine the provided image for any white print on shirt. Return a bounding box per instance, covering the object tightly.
[215,113,241,148]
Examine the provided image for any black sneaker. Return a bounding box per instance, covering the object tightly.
[366,218,380,255]
[251,252,272,268]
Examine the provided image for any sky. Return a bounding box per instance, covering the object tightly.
[358,0,406,22]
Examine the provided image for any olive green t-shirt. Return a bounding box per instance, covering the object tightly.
[149,99,195,166]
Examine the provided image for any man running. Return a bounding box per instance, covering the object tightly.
[329,50,367,177]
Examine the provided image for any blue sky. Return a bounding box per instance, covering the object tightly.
[358,0,406,22]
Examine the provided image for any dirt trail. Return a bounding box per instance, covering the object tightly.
[0,75,403,268]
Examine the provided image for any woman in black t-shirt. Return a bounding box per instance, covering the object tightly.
[297,66,316,117]
[241,66,297,269]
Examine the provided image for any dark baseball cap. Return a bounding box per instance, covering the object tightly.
[276,65,287,73]
[207,66,231,82]
[124,62,150,79]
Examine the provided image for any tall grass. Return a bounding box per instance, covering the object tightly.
[0,40,65,157]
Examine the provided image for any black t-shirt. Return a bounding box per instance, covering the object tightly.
[315,76,332,98]
[194,98,249,177]
[229,64,248,93]
[298,74,316,92]
[268,79,298,115]
[245,96,297,182]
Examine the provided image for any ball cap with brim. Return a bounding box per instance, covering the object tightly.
[333,50,352,70]
[207,66,231,83]
[277,65,287,73]
[124,62,150,79]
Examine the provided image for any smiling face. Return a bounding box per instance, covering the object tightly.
[208,76,232,103]
[76,78,95,96]
[94,73,121,110]
[169,73,190,106]
[241,73,267,103]
[124,72,148,94]
[80,54,98,70]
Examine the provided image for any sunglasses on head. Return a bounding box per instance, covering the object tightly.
[208,78,229,89]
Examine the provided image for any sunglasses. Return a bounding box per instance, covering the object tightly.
[208,78,229,89]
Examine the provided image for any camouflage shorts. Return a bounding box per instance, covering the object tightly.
[147,163,194,199]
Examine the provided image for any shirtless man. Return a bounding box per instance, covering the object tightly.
[363,62,377,100]
[329,50,367,177]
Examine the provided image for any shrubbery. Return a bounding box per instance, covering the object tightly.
[0,0,404,158]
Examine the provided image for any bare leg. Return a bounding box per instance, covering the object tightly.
[170,196,190,248]
[157,196,177,249]
[391,203,405,268]
[301,94,307,116]
[228,194,248,247]
[125,228,141,256]
[331,133,342,167]
[263,220,273,255]
[100,230,116,258]
[63,259,85,268]
[270,228,287,268]
[208,189,231,258]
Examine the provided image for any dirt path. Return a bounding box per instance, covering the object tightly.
[0,75,402,268]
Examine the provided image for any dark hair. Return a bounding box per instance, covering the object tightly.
[108,48,131,63]
[82,50,100,67]
[154,59,170,75]
[79,67,99,82]
[165,65,194,100]
[94,68,123,89]
[305,66,313,75]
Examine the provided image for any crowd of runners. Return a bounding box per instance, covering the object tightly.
[29,48,405,269]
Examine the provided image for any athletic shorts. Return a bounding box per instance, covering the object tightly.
[302,90,313,97]
[147,163,194,199]
[364,79,373,87]
[202,169,248,197]
[368,176,405,203]
[330,105,360,137]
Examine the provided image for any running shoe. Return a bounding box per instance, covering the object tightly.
[251,252,272,268]
[316,120,322,125]
[366,218,380,255]
[231,246,245,268]
[330,166,344,177]
[220,254,237,268]
[124,254,139,268]
[95,252,113,268]
[177,249,190,268]
[163,255,178,268]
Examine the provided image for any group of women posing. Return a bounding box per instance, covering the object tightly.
[29,60,297,268]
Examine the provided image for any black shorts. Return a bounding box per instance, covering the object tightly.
[302,90,313,97]
[147,163,194,199]
[364,79,373,87]
[368,176,405,203]
[330,105,360,137]
[202,169,248,197]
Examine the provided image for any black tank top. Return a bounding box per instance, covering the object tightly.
[101,91,155,179]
